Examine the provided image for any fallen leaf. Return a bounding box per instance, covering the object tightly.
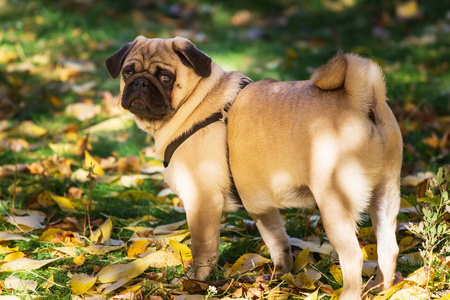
[0,245,19,254]
[65,102,101,121]
[96,256,155,283]
[289,237,334,255]
[71,273,97,295]
[4,276,37,292]
[83,114,134,135]
[83,245,124,255]
[49,143,75,155]
[330,288,342,300]
[0,232,30,242]
[4,251,24,262]
[405,266,437,286]
[38,228,65,242]
[169,239,193,264]
[51,195,78,213]
[91,218,113,244]
[42,274,56,289]
[228,253,271,276]
[154,220,187,233]
[37,191,56,207]
[0,257,61,271]
[84,150,105,176]
[6,214,45,231]
[362,260,378,276]
[17,121,47,137]
[362,244,378,260]
[73,253,86,265]
[304,288,319,300]
[128,240,150,257]
[97,278,131,295]
[280,273,315,290]
[117,156,142,173]
[330,264,343,285]
[293,248,309,273]
[396,0,420,19]
[146,250,181,268]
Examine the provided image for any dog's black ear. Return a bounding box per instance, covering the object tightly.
[106,41,136,79]
[172,37,212,78]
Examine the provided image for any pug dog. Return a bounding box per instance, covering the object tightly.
[106,36,402,300]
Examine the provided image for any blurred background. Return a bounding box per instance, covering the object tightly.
[0,0,449,175]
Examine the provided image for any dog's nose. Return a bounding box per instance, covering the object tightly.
[134,78,150,88]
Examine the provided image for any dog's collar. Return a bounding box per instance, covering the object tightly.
[163,76,251,168]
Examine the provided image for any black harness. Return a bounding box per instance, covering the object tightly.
[163,76,252,203]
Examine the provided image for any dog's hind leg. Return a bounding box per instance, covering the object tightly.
[312,186,365,300]
[369,176,401,291]
[250,209,293,273]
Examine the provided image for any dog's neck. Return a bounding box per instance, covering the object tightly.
[141,63,246,160]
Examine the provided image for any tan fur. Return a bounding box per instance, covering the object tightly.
[109,37,402,300]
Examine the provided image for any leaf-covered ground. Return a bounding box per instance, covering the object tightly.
[0,0,449,299]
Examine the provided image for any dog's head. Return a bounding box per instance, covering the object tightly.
[106,36,212,123]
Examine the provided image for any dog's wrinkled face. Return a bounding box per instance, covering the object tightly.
[106,36,212,123]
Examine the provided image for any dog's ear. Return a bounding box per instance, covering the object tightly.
[106,41,137,79]
[172,37,212,78]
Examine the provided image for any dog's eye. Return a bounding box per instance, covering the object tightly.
[123,71,133,79]
[159,74,173,84]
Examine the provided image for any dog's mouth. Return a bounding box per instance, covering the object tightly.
[121,75,173,121]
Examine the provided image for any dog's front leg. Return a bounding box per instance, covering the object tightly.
[182,190,224,280]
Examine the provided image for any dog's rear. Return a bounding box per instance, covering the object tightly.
[312,52,403,296]
[229,51,402,300]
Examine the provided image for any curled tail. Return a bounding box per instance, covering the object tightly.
[310,51,387,118]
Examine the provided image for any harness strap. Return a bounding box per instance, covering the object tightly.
[163,111,224,168]
[163,76,251,168]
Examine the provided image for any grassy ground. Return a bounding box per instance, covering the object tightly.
[0,0,449,299]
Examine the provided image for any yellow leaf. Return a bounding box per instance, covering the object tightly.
[305,288,319,300]
[389,284,429,299]
[169,239,193,263]
[37,228,64,242]
[362,244,378,260]
[49,143,75,155]
[17,121,47,137]
[0,245,19,254]
[396,0,419,19]
[71,273,97,295]
[96,256,154,283]
[145,250,181,268]
[293,248,309,273]
[358,227,376,241]
[229,253,271,276]
[438,293,450,300]
[330,288,342,300]
[406,266,437,286]
[280,272,315,290]
[51,195,78,213]
[42,274,56,289]
[330,264,343,284]
[73,254,86,266]
[399,236,419,252]
[128,240,150,257]
[84,150,105,176]
[90,218,113,244]
[4,252,24,262]
[83,245,124,256]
